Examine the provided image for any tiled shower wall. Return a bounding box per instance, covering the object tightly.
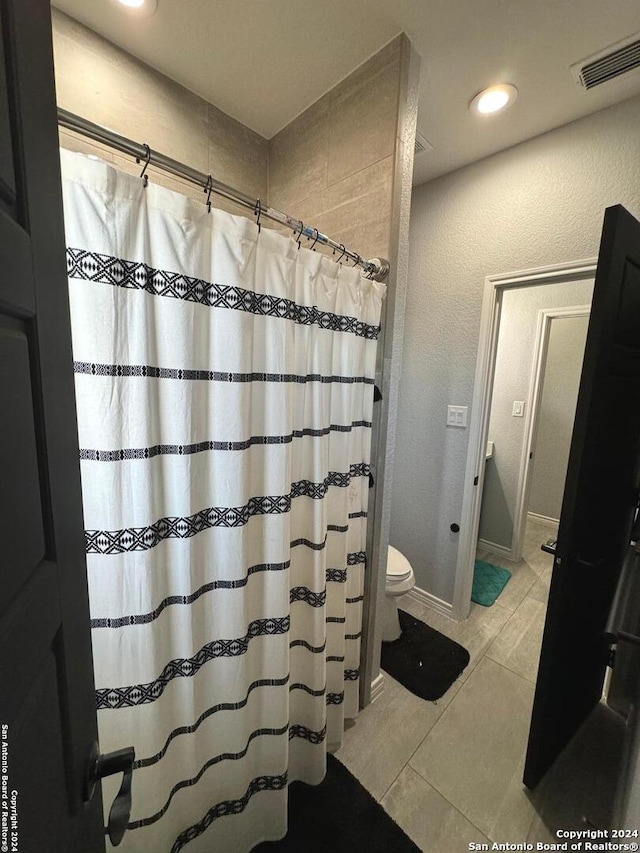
[52,9,268,215]
[51,9,418,702]
[52,11,410,288]
[268,37,403,262]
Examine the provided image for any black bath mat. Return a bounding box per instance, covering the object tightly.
[252,754,419,853]
[381,609,470,701]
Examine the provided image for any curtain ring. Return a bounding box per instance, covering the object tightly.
[253,198,262,233]
[351,253,361,268]
[296,222,304,250]
[309,228,319,251]
[336,244,346,264]
[204,175,214,213]
[136,144,151,187]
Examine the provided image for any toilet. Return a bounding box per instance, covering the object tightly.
[382,545,415,642]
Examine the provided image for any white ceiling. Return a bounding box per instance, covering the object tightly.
[52,0,640,186]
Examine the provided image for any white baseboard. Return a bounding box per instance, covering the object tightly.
[527,511,559,527]
[477,538,513,559]
[406,585,453,619]
[370,672,385,703]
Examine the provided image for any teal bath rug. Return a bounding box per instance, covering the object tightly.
[472,560,512,606]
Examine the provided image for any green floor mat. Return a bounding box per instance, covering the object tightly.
[472,560,512,606]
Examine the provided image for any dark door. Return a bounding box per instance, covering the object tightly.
[524,204,640,788]
[0,1,104,849]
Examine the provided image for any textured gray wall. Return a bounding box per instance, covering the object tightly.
[528,314,589,521]
[392,94,640,605]
[479,282,593,549]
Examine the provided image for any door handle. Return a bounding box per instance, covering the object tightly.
[83,741,135,847]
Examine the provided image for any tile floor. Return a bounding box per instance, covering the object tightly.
[335,517,624,851]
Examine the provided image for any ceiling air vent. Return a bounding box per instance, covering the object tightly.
[414,131,433,155]
[571,32,640,92]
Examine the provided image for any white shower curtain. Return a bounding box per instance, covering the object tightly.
[60,149,385,852]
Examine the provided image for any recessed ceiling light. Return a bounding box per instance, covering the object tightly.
[470,84,518,116]
[112,0,158,16]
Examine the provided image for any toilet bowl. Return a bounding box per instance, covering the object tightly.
[382,545,415,642]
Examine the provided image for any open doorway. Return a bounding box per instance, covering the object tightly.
[478,304,591,564]
[471,299,591,676]
[453,261,597,622]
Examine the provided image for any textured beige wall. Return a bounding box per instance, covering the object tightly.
[52,9,268,218]
[268,37,404,263]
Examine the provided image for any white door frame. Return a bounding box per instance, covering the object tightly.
[451,259,597,622]
[510,304,591,561]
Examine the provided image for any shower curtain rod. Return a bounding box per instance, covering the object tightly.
[58,108,390,282]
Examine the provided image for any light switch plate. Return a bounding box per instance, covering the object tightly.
[447,405,468,428]
[512,401,525,417]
